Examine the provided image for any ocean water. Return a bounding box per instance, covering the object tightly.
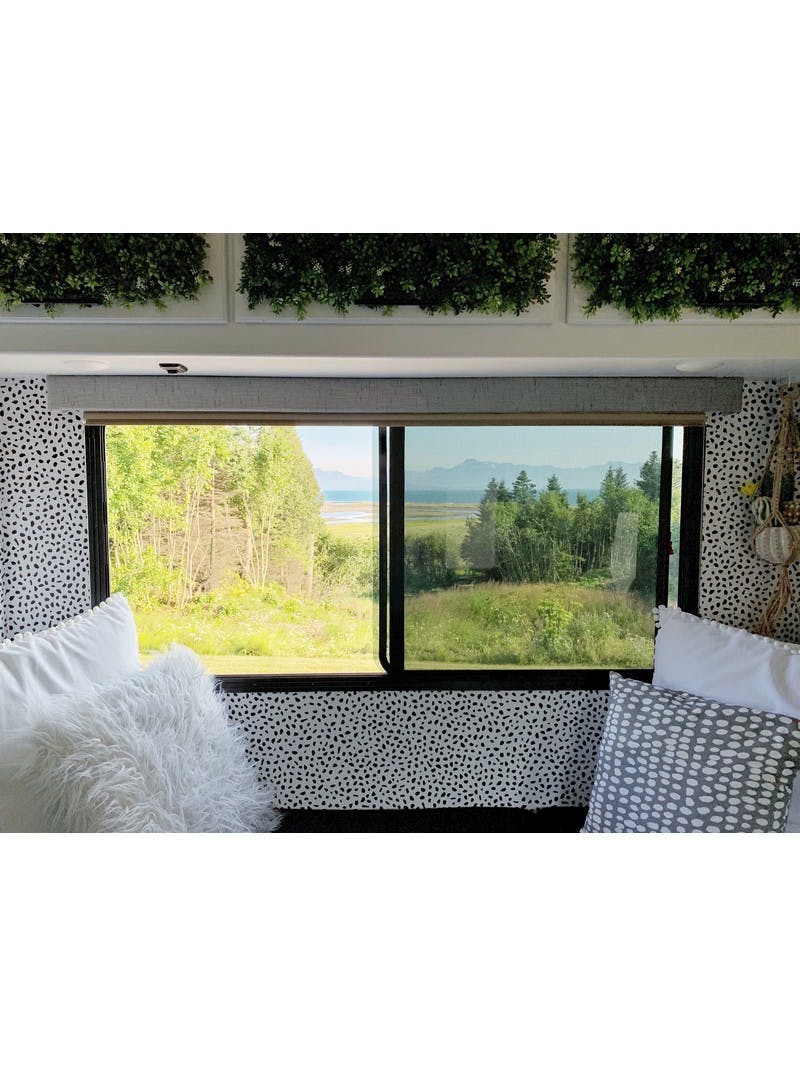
[322,488,600,504]
[322,490,376,502]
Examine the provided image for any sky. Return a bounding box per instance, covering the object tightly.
[297,427,378,478]
[297,425,666,478]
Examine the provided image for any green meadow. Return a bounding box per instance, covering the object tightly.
[133,507,654,674]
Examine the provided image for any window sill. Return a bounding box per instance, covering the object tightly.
[216,668,654,693]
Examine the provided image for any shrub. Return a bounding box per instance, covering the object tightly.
[239,234,559,316]
[404,532,457,593]
[315,532,376,597]
[572,233,800,321]
[0,233,211,311]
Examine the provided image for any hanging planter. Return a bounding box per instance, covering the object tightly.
[0,234,212,312]
[741,383,800,635]
[238,233,559,318]
[753,526,800,567]
[572,234,800,322]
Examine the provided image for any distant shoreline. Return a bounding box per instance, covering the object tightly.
[321,501,375,525]
[321,500,480,525]
[321,487,604,506]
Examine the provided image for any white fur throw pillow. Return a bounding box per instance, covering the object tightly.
[15,646,281,833]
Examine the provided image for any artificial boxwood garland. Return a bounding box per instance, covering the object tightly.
[572,234,800,322]
[239,233,559,317]
[0,234,212,311]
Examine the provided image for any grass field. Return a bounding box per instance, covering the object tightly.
[132,579,376,666]
[405,581,654,668]
[323,500,473,531]
[124,501,654,675]
[131,577,654,674]
[322,522,376,540]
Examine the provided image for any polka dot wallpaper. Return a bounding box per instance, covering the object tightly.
[0,378,90,638]
[0,377,793,809]
[225,687,610,809]
[699,380,800,641]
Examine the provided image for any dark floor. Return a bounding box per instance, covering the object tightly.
[277,807,587,833]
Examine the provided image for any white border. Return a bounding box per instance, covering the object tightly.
[0,234,229,324]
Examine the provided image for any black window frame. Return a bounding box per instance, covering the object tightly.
[85,421,704,692]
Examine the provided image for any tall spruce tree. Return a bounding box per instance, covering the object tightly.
[636,451,661,502]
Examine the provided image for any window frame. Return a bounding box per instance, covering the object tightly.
[85,421,704,692]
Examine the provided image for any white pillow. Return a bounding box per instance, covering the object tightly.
[653,606,800,832]
[0,594,140,724]
[653,606,800,717]
[13,645,280,833]
[0,595,141,832]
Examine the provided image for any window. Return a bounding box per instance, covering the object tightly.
[399,425,685,671]
[86,420,702,689]
[95,424,381,676]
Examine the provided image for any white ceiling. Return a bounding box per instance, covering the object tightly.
[3,352,800,379]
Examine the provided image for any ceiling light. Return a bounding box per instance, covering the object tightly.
[62,359,110,371]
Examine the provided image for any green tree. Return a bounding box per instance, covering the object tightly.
[511,470,536,507]
[636,451,661,502]
[106,425,173,604]
[315,532,376,597]
[569,492,603,576]
[492,495,529,581]
[462,478,502,575]
[161,425,232,606]
[598,465,630,543]
[460,458,666,603]
[106,425,230,607]
[463,471,578,585]
[544,473,569,506]
[228,427,322,593]
[495,479,512,503]
[531,480,577,581]
[629,490,659,596]
[404,532,456,593]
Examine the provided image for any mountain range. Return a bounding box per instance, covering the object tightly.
[314,468,374,491]
[406,458,644,492]
[315,458,645,494]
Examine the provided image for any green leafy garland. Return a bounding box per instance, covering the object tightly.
[239,234,559,317]
[0,234,212,311]
[572,234,800,321]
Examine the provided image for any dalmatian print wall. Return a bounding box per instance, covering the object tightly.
[699,379,800,643]
[0,378,90,639]
[0,377,792,808]
[224,687,610,809]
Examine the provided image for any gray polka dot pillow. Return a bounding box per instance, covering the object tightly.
[583,673,800,833]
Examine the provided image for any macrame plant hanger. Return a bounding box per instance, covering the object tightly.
[751,383,800,636]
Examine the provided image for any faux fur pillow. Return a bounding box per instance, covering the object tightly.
[15,646,281,833]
